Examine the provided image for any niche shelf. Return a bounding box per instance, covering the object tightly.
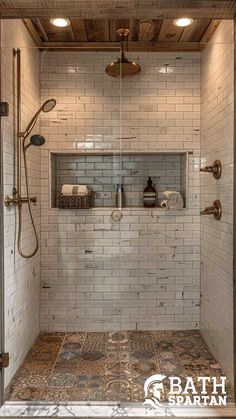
[50,151,189,209]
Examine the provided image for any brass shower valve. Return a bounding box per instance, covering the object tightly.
[200,160,222,179]
[200,200,222,221]
[4,195,37,207]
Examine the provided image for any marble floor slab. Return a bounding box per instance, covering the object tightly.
[1,402,236,418]
[4,330,232,403]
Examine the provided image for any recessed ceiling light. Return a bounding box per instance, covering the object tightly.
[174,18,193,27]
[50,18,71,27]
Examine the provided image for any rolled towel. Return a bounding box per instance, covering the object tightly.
[160,199,169,209]
[163,190,180,200]
[61,184,88,195]
[162,190,184,209]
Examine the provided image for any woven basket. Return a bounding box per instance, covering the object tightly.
[57,190,93,209]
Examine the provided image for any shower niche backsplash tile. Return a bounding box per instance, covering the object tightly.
[51,152,188,208]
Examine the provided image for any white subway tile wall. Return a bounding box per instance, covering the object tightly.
[2,20,40,386]
[40,51,201,332]
[201,20,234,382]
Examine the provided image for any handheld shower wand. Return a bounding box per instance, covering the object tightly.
[4,48,56,258]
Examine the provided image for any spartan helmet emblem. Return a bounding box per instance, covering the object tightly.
[143,374,166,408]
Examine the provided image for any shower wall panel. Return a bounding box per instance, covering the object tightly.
[40,51,200,331]
[1,20,40,386]
[201,20,234,382]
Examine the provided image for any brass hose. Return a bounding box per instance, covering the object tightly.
[17,137,39,259]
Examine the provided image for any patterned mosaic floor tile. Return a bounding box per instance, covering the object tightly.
[4,330,233,402]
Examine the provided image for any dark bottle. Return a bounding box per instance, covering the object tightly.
[143,177,157,207]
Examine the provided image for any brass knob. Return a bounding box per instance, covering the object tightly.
[200,160,222,179]
[4,196,15,207]
[200,200,222,221]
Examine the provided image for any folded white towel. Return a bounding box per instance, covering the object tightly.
[162,190,184,209]
[61,184,88,195]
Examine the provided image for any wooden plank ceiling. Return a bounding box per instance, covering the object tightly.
[0,1,236,19]
[23,18,221,51]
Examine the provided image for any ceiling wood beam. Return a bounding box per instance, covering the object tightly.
[33,18,49,42]
[200,19,221,43]
[187,19,211,42]
[158,19,183,42]
[152,20,163,42]
[22,19,43,47]
[129,19,139,41]
[85,19,110,42]
[41,41,202,52]
[180,20,199,42]
[1,1,236,19]
[71,19,88,42]
[69,23,76,41]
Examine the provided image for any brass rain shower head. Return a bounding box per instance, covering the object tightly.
[105,28,141,78]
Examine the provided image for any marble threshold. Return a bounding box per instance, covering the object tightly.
[0,401,236,418]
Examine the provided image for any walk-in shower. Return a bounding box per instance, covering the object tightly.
[4,48,56,258]
[0,10,235,413]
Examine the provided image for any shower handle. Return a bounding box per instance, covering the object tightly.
[200,160,222,179]
[4,195,37,207]
[200,200,222,220]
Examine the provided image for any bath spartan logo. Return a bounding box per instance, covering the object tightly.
[143,374,227,409]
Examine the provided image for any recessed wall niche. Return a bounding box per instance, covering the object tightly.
[50,152,189,209]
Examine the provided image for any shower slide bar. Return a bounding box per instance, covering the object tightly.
[4,48,56,258]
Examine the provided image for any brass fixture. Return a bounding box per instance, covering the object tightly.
[200,199,222,221]
[5,195,37,208]
[4,48,56,259]
[111,210,123,221]
[200,160,222,179]
[105,28,141,78]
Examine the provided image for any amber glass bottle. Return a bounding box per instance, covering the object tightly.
[143,177,157,207]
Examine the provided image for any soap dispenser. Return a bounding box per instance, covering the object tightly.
[143,177,157,207]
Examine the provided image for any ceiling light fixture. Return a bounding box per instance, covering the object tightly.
[174,18,193,27]
[50,18,71,27]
